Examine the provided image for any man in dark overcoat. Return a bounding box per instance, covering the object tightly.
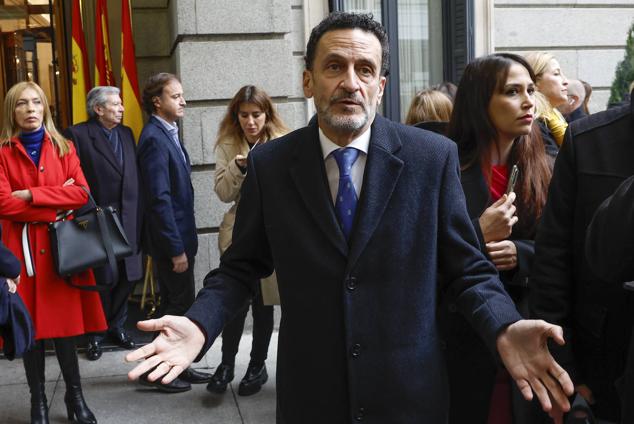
[64,86,142,361]
[530,97,634,423]
[127,12,574,423]
[575,97,634,424]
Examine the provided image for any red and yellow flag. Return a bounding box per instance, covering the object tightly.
[71,0,91,124]
[121,0,143,140]
[95,0,115,87]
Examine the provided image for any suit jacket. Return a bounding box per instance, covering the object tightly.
[63,119,143,281]
[530,102,634,421]
[137,116,197,261]
[186,116,521,423]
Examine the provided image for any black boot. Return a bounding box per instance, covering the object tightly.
[23,341,49,424]
[54,337,97,424]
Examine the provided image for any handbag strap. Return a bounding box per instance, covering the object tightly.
[78,185,98,210]
[64,207,119,292]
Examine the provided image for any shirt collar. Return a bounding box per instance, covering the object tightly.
[318,126,371,160]
[153,114,179,134]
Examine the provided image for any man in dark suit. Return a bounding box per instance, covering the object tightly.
[64,86,142,361]
[136,73,211,392]
[127,13,573,421]
[540,98,634,423]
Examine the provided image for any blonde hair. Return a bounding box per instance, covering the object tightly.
[524,52,557,116]
[405,89,453,125]
[1,82,70,155]
[215,85,289,149]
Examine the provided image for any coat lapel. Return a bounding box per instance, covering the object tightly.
[461,163,490,218]
[347,115,404,269]
[149,116,191,174]
[87,120,123,175]
[289,124,348,257]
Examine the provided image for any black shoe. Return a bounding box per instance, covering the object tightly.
[85,340,102,361]
[206,363,234,393]
[64,387,96,424]
[138,370,191,394]
[238,363,268,396]
[180,367,212,384]
[109,330,136,350]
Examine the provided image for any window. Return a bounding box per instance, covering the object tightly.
[0,0,67,127]
[331,0,473,122]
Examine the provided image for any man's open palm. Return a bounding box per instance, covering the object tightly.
[126,315,205,384]
[497,319,574,424]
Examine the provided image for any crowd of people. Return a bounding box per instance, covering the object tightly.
[0,10,632,424]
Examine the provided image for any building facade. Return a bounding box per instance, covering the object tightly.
[129,0,634,288]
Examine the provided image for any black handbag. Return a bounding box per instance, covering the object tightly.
[48,187,132,291]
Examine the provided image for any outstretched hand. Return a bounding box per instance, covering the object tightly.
[125,315,206,384]
[496,319,574,424]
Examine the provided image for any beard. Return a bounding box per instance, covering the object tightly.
[317,91,374,133]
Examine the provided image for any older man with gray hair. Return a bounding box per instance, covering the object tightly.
[558,78,588,122]
[63,86,144,361]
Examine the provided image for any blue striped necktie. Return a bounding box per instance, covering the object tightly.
[332,147,360,240]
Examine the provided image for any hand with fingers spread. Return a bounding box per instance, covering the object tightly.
[486,240,518,271]
[496,319,574,423]
[126,315,205,384]
[479,192,518,243]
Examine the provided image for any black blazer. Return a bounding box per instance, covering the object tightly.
[137,116,197,261]
[530,102,634,421]
[186,116,521,423]
[64,119,143,281]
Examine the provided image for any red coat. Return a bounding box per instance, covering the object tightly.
[0,134,106,340]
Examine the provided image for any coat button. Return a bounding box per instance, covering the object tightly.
[39,166,44,172]
[351,343,361,358]
[40,249,45,254]
[346,276,357,291]
[355,407,365,421]
[448,303,457,313]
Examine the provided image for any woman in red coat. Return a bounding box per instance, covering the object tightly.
[0,82,106,424]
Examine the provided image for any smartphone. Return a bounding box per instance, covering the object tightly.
[506,164,519,195]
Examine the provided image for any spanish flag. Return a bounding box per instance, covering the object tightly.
[95,0,115,87]
[121,0,143,141]
[71,0,90,124]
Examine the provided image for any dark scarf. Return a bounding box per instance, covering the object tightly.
[19,126,45,166]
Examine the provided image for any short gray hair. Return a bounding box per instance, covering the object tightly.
[86,86,121,119]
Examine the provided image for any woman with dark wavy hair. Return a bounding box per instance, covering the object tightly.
[443,53,554,424]
[207,85,288,397]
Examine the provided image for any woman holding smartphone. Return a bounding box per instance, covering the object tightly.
[443,53,554,424]
[208,85,289,397]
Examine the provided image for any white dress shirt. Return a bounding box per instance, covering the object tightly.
[153,114,187,163]
[319,127,371,204]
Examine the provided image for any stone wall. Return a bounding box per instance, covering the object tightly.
[493,0,634,113]
[133,0,310,290]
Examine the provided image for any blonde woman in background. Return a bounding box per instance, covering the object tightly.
[0,82,104,424]
[405,89,453,125]
[524,52,569,152]
[207,85,289,397]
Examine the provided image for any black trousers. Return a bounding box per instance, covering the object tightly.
[155,256,196,317]
[92,262,138,341]
[220,282,274,366]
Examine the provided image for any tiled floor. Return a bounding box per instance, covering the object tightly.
[0,332,278,424]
